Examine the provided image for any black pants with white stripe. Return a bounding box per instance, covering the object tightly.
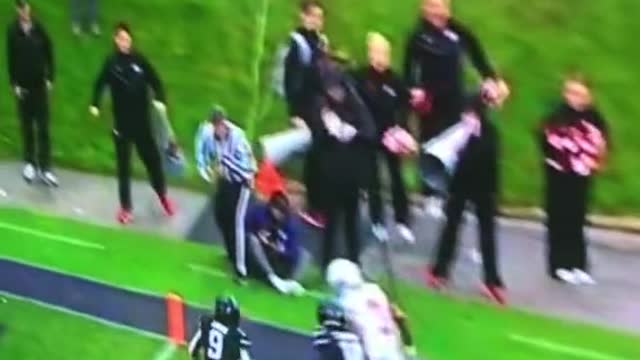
[215,179,251,277]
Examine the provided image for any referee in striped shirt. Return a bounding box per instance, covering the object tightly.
[196,105,257,281]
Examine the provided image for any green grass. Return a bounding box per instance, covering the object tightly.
[0,207,639,360]
[0,295,187,360]
[0,0,639,213]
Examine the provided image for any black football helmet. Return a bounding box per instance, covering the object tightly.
[317,300,347,329]
[214,295,240,328]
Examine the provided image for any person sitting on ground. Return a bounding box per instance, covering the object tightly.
[246,191,309,295]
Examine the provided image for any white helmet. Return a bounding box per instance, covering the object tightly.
[326,258,364,290]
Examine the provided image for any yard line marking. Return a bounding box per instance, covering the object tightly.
[508,333,630,360]
[0,291,166,341]
[0,220,105,250]
[188,263,327,301]
[152,342,178,360]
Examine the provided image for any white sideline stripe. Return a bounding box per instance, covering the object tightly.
[188,263,326,301]
[153,342,178,360]
[508,333,630,360]
[0,291,166,341]
[0,220,105,250]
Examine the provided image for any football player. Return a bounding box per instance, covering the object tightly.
[313,300,365,360]
[188,296,252,360]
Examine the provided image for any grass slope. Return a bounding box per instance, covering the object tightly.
[0,207,639,360]
[0,295,181,360]
[0,0,638,213]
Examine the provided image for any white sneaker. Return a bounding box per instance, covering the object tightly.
[397,224,415,244]
[268,274,289,294]
[425,197,445,219]
[41,171,59,187]
[555,268,579,285]
[22,163,36,183]
[573,269,596,285]
[372,223,389,242]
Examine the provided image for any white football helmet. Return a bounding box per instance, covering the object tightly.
[326,258,364,291]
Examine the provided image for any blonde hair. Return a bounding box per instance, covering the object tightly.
[367,32,391,52]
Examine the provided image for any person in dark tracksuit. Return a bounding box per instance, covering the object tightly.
[90,22,176,224]
[314,57,376,269]
[283,0,327,227]
[404,0,500,214]
[540,76,609,285]
[195,106,257,282]
[7,0,57,186]
[353,32,413,244]
[427,85,507,305]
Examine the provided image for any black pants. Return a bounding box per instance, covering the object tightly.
[215,179,251,277]
[432,188,502,286]
[545,167,591,274]
[304,145,324,212]
[322,180,361,269]
[113,129,166,210]
[17,86,51,170]
[368,146,409,225]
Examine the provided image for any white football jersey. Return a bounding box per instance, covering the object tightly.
[338,283,404,360]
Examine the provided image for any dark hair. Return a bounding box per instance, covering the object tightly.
[301,0,324,13]
[269,191,290,214]
[114,22,132,36]
[15,0,28,9]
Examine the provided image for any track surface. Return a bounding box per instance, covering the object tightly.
[0,258,312,360]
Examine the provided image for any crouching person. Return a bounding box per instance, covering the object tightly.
[246,192,309,295]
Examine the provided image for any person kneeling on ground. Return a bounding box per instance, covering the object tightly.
[326,259,417,360]
[246,192,309,296]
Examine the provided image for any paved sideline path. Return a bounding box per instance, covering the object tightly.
[0,258,312,360]
[0,162,639,334]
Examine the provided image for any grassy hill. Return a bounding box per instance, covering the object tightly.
[0,0,638,214]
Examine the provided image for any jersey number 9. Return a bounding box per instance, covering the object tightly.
[207,328,224,360]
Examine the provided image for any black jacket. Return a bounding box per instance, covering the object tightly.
[284,27,323,119]
[451,94,500,194]
[404,19,495,98]
[314,75,376,187]
[352,66,410,139]
[7,19,54,88]
[92,51,166,135]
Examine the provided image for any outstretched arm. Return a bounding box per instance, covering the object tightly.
[91,57,111,109]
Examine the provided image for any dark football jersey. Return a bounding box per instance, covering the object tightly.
[313,326,365,360]
[189,316,251,360]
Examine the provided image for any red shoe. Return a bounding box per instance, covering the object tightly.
[117,208,134,225]
[299,210,326,229]
[160,196,176,217]
[425,267,447,290]
[481,284,507,306]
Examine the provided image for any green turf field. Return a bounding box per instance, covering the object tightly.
[0,0,639,213]
[0,207,639,360]
[0,295,190,360]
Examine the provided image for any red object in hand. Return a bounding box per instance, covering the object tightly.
[410,88,432,116]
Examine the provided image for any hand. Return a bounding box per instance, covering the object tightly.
[152,100,167,113]
[290,116,306,129]
[409,88,425,105]
[46,80,53,91]
[338,123,357,142]
[89,106,100,117]
[14,86,24,99]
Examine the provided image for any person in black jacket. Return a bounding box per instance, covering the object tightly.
[404,0,502,215]
[353,32,414,244]
[539,75,609,285]
[314,56,376,269]
[90,22,176,224]
[284,0,327,228]
[427,81,508,305]
[7,0,57,186]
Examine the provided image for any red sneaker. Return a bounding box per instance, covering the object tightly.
[481,284,507,306]
[117,209,134,225]
[425,267,447,290]
[160,196,176,217]
[299,210,326,229]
